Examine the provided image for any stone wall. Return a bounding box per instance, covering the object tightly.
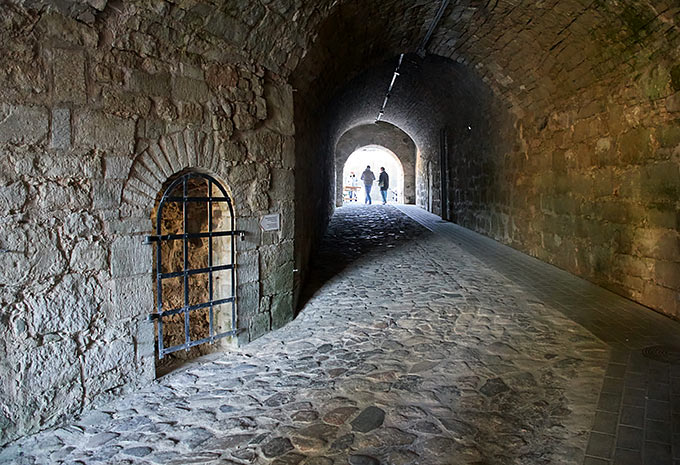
[446,72,680,318]
[437,8,680,319]
[0,3,296,445]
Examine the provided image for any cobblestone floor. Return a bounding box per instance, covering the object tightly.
[1,205,678,465]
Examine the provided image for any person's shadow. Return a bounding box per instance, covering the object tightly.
[296,205,431,314]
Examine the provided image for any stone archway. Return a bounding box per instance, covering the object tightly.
[342,145,405,204]
[334,122,416,207]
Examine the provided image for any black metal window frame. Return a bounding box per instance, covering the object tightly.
[147,172,237,359]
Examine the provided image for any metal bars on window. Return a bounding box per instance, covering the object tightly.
[148,172,237,359]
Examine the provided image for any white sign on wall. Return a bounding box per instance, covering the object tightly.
[260,213,281,231]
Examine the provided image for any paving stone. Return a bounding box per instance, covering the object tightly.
[480,377,510,397]
[293,410,320,422]
[330,433,354,451]
[272,452,306,465]
[122,446,152,457]
[350,407,386,433]
[323,407,358,425]
[348,455,379,465]
[262,437,294,458]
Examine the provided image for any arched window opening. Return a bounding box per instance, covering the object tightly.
[342,145,404,205]
[149,171,237,377]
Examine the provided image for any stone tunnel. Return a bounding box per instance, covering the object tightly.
[0,1,679,464]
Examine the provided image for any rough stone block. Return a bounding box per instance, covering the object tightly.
[106,216,150,235]
[50,108,71,149]
[172,76,210,102]
[236,280,259,316]
[282,136,295,170]
[104,156,133,179]
[92,180,122,209]
[20,337,80,392]
[37,11,98,47]
[128,70,171,97]
[243,129,281,164]
[62,211,99,237]
[109,275,153,320]
[111,236,152,277]
[636,229,680,262]
[0,182,27,214]
[0,251,30,285]
[27,274,99,334]
[666,92,680,113]
[619,128,652,165]
[53,49,86,104]
[206,64,238,89]
[205,11,247,44]
[102,87,151,118]
[38,150,102,179]
[656,124,680,148]
[640,161,679,202]
[270,168,294,202]
[260,241,294,296]
[70,239,107,272]
[75,110,135,155]
[270,292,292,329]
[235,216,261,251]
[236,250,259,283]
[84,339,134,379]
[0,104,49,145]
[249,312,270,341]
[37,181,90,211]
[263,82,294,136]
[654,261,680,290]
[642,282,680,319]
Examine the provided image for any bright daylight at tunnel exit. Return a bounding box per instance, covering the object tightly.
[0,1,679,464]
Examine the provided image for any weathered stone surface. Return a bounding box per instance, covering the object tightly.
[75,110,135,154]
[262,437,294,458]
[0,182,27,213]
[0,104,49,144]
[350,407,385,433]
[50,108,71,149]
[479,377,511,397]
[323,407,358,426]
[348,455,379,465]
[52,48,86,104]
[110,236,151,277]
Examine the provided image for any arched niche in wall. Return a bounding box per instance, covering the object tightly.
[149,169,237,377]
[117,129,279,381]
[335,122,416,207]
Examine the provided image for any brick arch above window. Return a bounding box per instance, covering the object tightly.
[121,130,245,218]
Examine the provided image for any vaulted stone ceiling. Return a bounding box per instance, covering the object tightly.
[15,1,679,103]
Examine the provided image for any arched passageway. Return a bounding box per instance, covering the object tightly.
[0,0,679,451]
[335,122,416,206]
[342,146,405,205]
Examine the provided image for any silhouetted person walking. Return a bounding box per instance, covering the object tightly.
[361,165,375,204]
[378,167,389,204]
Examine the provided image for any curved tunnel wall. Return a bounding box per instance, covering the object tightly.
[292,1,679,321]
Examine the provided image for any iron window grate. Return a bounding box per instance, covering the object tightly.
[149,172,237,359]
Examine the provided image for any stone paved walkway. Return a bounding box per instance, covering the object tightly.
[1,205,678,465]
